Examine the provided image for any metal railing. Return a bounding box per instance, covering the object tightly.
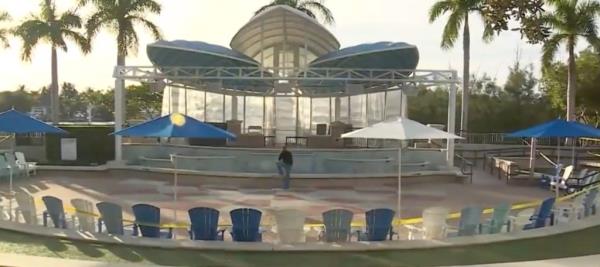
[462,133,555,145]
[455,154,473,183]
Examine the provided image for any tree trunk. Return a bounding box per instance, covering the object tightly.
[460,13,470,135]
[116,54,126,123]
[50,47,59,124]
[566,38,576,121]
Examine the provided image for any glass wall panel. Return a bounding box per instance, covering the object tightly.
[367,92,385,125]
[311,97,330,134]
[350,95,367,128]
[275,97,296,143]
[224,95,232,121]
[385,91,401,120]
[264,97,274,136]
[205,92,223,122]
[186,89,205,121]
[297,97,311,136]
[245,96,264,133]
[339,96,349,123]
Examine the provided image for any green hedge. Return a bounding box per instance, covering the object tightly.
[46,125,115,165]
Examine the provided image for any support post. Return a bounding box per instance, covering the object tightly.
[114,75,124,162]
[232,96,238,120]
[447,71,458,167]
[400,91,408,119]
[334,97,341,121]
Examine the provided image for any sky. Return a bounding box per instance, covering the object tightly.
[0,0,567,92]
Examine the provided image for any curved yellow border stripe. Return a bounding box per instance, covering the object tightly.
[32,183,597,229]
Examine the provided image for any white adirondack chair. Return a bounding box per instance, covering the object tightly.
[274,209,306,244]
[15,191,38,225]
[405,207,449,240]
[71,198,96,232]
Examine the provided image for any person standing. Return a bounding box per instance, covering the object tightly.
[277,145,293,190]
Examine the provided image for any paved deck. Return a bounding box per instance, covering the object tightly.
[0,165,552,239]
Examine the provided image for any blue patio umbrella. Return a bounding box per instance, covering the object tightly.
[111,113,236,229]
[112,113,236,139]
[506,119,600,138]
[507,119,600,197]
[0,109,67,210]
[0,109,67,134]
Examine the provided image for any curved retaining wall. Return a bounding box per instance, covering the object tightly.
[123,144,451,175]
[0,214,598,252]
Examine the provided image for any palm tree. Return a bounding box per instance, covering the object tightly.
[429,0,494,135]
[255,0,334,25]
[79,0,162,69]
[13,0,90,124]
[0,11,11,48]
[78,0,162,128]
[542,0,600,121]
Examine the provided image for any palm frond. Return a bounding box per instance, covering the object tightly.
[128,15,162,40]
[14,19,50,61]
[429,0,454,23]
[129,0,162,14]
[254,3,278,16]
[441,10,464,49]
[62,29,90,53]
[85,11,112,38]
[542,34,567,68]
[59,11,83,29]
[296,7,317,19]
[298,1,335,25]
[0,11,10,22]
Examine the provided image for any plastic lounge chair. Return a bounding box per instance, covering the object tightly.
[319,209,353,242]
[405,207,449,240]
[188,207,224,241]
[42,196,68,229]
[97,202,136,235]
[70,199,96,232]
[549,165,574,191]
[447,205,483,237]
[480,203,511,234]
[565,172,600,193]
[523,197,556,230]
[14,191,38,225]
[132,204,172,238]
[4,152,26,178]
[15,152,37,176]
[230,208,263,242]
[274,209,306,244]
[357,208,395,241]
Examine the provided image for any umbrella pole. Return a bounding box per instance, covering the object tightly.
[171,154,178,238]
[529,138,536,176]
[397,146,402,224]
[557,138,561,165]
[571,138,576,167]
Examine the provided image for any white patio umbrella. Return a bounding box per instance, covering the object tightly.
[341,118,462,221]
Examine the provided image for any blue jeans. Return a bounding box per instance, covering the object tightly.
[276,161,292,189]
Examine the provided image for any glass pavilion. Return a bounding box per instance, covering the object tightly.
[113,5,459,163]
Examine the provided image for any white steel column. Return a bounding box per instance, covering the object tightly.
[243,96,247,133]
[447,71,458,167]
[347,96,351,124]
[231,96,238,120]
[114,76,124,161]
[334,97,341,121]
[222,94,226,122]
[400,91,408,119]
[295,96,300,136]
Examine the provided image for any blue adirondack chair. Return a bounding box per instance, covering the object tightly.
[42,196,68,229]
[230,208,262,242]
[320,209,354,242]
[132,204,172,238]
[97,202,136,235]
[188,207,224,241]
[480,203,511,234]
[358,208,395,241]
[448,205,483,237]
[524,197,556,230]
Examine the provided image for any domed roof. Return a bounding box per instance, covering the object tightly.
[230,5,340,59]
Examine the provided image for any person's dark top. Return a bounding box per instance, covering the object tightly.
[278,150,293,165]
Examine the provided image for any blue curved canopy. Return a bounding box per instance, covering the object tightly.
[310,42,419,69]
[147,40,259,67]
[112,113,236,139]
[0,109,67,134]
[507,119,600,138]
